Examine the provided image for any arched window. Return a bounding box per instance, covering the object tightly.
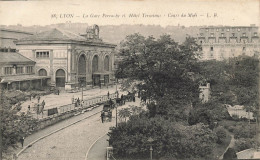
[104,56,109,71]
[92,55,98,72]
[38,69,47,76]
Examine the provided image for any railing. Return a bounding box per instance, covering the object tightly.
[56,93,117,115]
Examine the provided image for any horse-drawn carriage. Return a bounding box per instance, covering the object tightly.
[101,100,115,122]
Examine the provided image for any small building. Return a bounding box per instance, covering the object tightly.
[0,52,50,90]
[16,25,116,90]
[199,83,210,103]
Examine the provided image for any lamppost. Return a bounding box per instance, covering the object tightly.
[81,83,84,101]
[116,104,118,127]
[147,137,154,160]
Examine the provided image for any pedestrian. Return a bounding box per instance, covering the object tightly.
[28,105,30,111]
[37,96,41,103]
[20,136,25,148]
[108,91,110,99]
[42,100,45,109]
[133,96,135,102]
[29,94,31,101]
[37,104,40,114]
[101,112,104,123]
[109,98,113,106]
[57,89,60,95]
[77,98,80,106]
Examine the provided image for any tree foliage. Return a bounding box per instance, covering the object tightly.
[116,33,202,116]
[1,94,39,151]
[108,114,216,159]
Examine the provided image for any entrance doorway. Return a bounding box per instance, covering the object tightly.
[56,69,65,87]
[93,75,100,86]
[104,75,109,85]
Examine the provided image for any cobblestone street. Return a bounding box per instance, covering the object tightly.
[17,99,141,160]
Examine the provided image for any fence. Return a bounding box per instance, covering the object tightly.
[55,93,117,115]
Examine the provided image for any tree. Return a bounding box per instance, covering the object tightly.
[1,94,39,151]
[116,33,201,116]
[118,108,132,122]
[108,115,217,159]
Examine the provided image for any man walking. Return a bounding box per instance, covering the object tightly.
[42,100,45,109]
[20,136,25,148]
[37,95,41,103]
[101,112,104,123]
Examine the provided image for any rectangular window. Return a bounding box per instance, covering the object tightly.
[216,28,219,32]
[210,46,214,51]
[210,33,214,37]
[243,33,246,37]
[26,66,33,73]
[254,32,257,36]
[36,51,49,58]
[4,67,12,75]
[227,28,230,32]
[232,33,235,37]
[237,28,241,32]
[221,33,224,37]
[16,67,23,74]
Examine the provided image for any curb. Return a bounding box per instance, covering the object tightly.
[16,110,102,157]
[85,133,108,160]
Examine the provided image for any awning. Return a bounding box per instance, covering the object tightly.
[0,75,51,83]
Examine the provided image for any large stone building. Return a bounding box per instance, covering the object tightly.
[197,24,260,60]
[16,25,116,90]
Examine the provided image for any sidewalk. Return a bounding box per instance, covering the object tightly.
[20,85,121,119]
[87,134,109,160]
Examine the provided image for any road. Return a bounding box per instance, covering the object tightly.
[17,100,141,160]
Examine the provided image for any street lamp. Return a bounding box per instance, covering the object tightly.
[81,83,84,101]
[147,137,154,160]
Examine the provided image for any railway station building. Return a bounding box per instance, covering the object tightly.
[16,25,116,90]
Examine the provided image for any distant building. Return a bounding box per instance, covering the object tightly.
[16,25,116,90]
[197,24,260,60]
[0,28,33,52]
[199,83,210,103]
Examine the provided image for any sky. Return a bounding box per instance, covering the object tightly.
[0,0,259,27]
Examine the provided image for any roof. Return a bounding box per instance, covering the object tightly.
[0,28,33,35]
[0,75,50,83]
[19,28,86,42]
[16,28,117,48]
[0,38,16,48]
[0,52,35,64]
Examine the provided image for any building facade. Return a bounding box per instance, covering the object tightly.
[16,25,116,90]
[0,28,51,90]
[197,25,260,60]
